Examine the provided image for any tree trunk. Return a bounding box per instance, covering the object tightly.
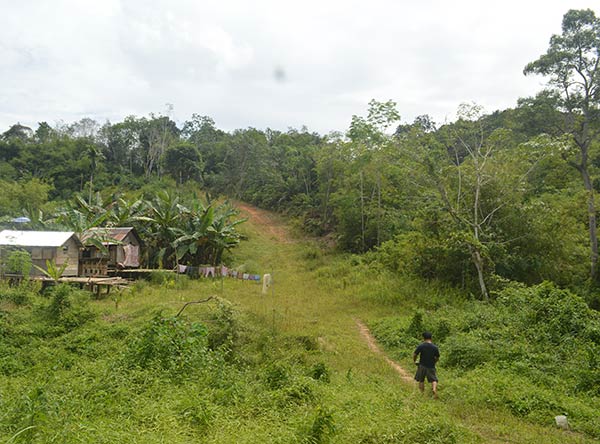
[470,246,489,301]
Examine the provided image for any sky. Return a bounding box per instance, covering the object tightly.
[0,0,597,135]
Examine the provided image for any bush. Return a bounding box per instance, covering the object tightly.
[308,362,330,383]
[6,249,32,276]
[370,317,419,353]
[300,405,336,444]
[264,362,291,389]
[0,282,33,306]
[127,314,209,373]
[406,311,425,340]
[443,333,492,369]
[497,281,593,344]
[44,284,95,331]
[206,299,238,352]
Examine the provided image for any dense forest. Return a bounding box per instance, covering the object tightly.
[2,9,599,306]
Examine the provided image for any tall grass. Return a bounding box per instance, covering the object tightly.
[0,205,597,442]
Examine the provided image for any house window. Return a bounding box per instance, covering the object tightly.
[42,248,53,260]
[31,247,42,259]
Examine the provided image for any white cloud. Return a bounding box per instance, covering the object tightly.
[0,0,597,134]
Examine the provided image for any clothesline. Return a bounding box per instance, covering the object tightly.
[176,264,261,282]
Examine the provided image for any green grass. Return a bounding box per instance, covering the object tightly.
[0,204,597,443]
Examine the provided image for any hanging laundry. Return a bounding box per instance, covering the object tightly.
[177,264,188,274]
[123,244,140,267]
[206,267,216,278]
[221,265,228,276]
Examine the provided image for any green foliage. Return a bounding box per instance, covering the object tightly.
[372,280,600,437]
[308,362,330,383]
[33,260,68,282]
[44,284,95,331]
[359,414,470,444]
[406,311,425,340]
[300,405,336,444]
[127,314,209,373]
[206,299,238,352]
[5,249,32,277]
[0,281,38,306]
[442,333,493,369]
[0,178,52,218]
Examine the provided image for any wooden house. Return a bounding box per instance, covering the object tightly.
[80,227,142,276]
[0,230,81,277]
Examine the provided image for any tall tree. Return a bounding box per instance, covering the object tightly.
[524,9,600,282]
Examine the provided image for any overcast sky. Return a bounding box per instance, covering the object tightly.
[0,1,597,135]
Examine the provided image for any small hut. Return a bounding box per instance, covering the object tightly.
[0,230,82,277]
[80,227,142,276]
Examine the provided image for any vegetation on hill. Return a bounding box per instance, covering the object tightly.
[2,8,599,304]
[0,205,598,442]
[0,8,599,442]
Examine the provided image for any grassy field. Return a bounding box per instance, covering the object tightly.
[0,203,597,443]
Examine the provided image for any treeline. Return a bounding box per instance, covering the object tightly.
[1,9,599,303]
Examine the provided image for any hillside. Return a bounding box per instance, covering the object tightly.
[0,203,597,443]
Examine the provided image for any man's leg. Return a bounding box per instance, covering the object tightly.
[418,382,425,393]
[432,381,438,399]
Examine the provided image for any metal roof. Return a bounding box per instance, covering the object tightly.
[0,230,79,247]
[80,227,140,245]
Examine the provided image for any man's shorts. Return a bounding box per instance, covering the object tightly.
[414,365,438,383]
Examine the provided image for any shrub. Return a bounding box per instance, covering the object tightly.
[434,318,451,343]
[300,405,336,444]
[6,249,32,276]
[44,284,95,331]
[443,333,492,369]
[264,362,290,389]
[127,314,209,373]
[207,299,238,352]
[308,362,330,383]
[497,281,593,344]
[406,311,425,340]
[0,282,32,306]
[370,317,420,355]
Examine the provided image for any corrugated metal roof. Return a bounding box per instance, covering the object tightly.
[0,230,78,247]
[80,227,137,244]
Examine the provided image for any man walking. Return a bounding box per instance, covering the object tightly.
[413,331,440,399]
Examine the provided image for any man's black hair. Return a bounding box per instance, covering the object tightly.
[422,331,432,340]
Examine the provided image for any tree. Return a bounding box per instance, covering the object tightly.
[84,142,104,204]
[140,107,179,178]
[162,142,203,184]
[524,8,600,283]
[341,100,402,252]
[2,123,33,141]
[402,104,542,299]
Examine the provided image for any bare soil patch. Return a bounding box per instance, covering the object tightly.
[236,202,295,244]
[356,319,415,383]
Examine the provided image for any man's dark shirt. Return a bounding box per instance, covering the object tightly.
[414,342,439,369]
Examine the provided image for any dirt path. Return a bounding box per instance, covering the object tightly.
[236,202,295,244]
[237,200,415,383]
[231,202,596,444]
[355,319,415,383]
